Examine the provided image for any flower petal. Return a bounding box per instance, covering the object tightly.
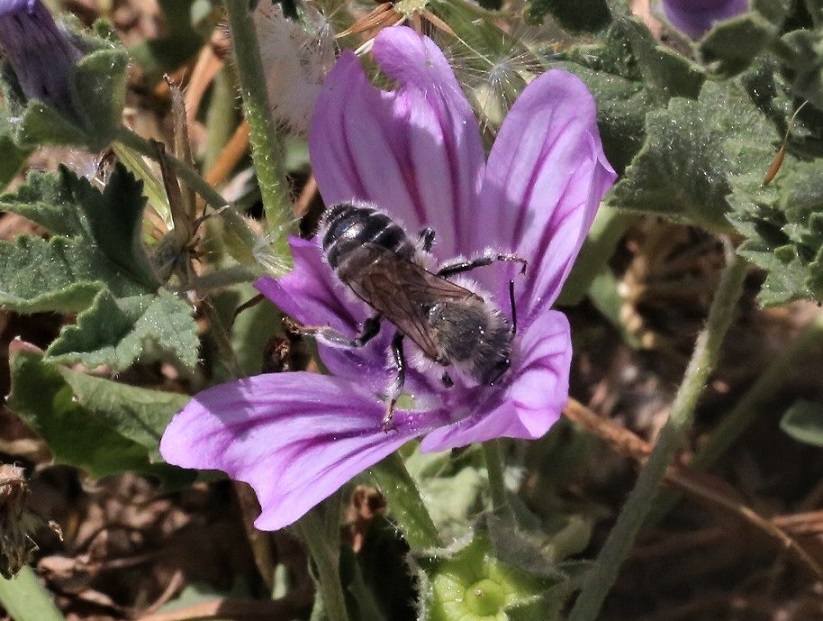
[160,373,443,531]
[255,237,391,389]
[419,310,571,451]
[309,26,485,258]
[475,70,616,317]
[256,237,364,334]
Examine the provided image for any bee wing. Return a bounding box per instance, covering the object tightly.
[343,245,476,362]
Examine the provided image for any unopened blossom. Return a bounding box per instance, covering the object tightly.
[161,26,616,531]
[660,0,748,40]
[0,0,82,117]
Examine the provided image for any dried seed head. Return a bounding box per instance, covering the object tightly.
[0,464,61,579]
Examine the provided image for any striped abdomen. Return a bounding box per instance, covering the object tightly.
[320,202,417,270]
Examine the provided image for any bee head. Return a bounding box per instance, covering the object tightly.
[429,300,514,386]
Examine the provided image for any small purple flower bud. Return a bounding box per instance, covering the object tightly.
[0,0,82,116]
[660,0,749,40]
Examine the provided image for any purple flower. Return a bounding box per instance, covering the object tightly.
[0,0,82,116]
[660,0,749,40]
[160,26,616,531]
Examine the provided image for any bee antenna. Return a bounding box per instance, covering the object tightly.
[509,279,518,335]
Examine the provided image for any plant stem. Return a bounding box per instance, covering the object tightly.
[114,126,261,263]
[116,126,226,212]
[694,313,823,469]
[203,68,239,172]
[482,439,516,525]
[370,452,442,550]
[568,250,748,621]
[223,0,295,257]
[0,567,66,621]
[297,511,350,621]
[645,312,823,527]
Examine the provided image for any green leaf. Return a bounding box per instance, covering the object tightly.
[46,289,199,371]
[56,366,189,461]
[780,400,823,447]
[14,100,91,148]
[0,236,135,313]
[608,79,771,231]
[0,114,29,187]
[556,18,702,174]
[721,62,823,305]
[0,165,201,367]
[70,48,129,150]
[737,240,813,304]
[618,17,704,100]
[70,164,158,289]
[781,30,823,123]
[698,13,781,78]
[1,166,156,285]
[7,345,195,486]
[0,167,86,235]
[0,165,159,313]
[369,452,442,551]
[409,452,487,540]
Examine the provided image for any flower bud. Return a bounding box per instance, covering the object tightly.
[0,0,83,119]
[659,0,749,40]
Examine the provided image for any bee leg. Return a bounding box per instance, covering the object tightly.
[441,372,453,388]
[418,227,435,252]
[287,313,382,348]
[436,252,528,278]
[382,332,406,431]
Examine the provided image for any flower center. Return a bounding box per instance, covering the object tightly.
[465,578,505,617]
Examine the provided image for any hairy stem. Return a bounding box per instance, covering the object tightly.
[482,439,516,525]
[568,250,748,621]
[297,512,350,621]
[114,126,260,263]
[223,0,295,257]
[370,452,442,550]
[0,567,66,621]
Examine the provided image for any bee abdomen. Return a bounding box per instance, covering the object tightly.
[321,202,416,269]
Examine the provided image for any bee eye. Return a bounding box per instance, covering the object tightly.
[485,356,510,385]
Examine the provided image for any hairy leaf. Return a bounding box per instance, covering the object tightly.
[56,367,189,461]
[7,344,195,486]
[608,79,772,232]
[0,165,160,314]
[46,289,199,370]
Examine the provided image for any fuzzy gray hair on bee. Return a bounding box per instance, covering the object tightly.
[295,201,526,430]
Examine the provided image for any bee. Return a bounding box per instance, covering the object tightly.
[296,201,526,429]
